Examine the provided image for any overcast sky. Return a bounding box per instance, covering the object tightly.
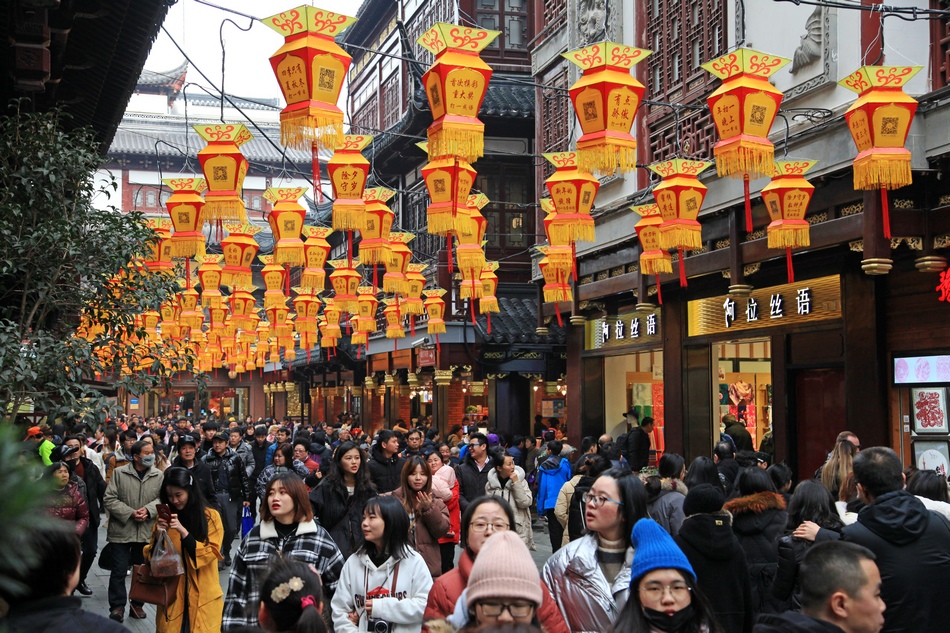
[145,0,365,103]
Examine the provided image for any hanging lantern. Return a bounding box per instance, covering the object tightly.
[220,223,262,287]
[208,303,229,334]
[264,187,307,265]
[194,123,252,223]
[356,286,379,332]
[266,304,294,339]
[195,255,224,308]
[537,246,573,304]
[159,300,181,342]
[423,289,447,334]
[455,193,489,278]
[327,134,372,231]
[178,286,203,331]
[328,259,361,312]
[384,233,414,296]
[762,160,818,283]
[261,5,356,150]
[231,287,259,332]
[403,264,428,315]
[383,298,406,339]
[632,203,670,305]
[417,23,500,162]
[701,48,790,232]
[163,177,207,258]
[259,255,288,310]
[301,226,333,292]
[563,42,652,175]
[143,218,175,276]
[544,152,598,244]
[650,159,713,287]
[478,262,500,332]
[359,187,396,264]
[418,141,477,236]
[840,65,922,240]
[322,298,343,340]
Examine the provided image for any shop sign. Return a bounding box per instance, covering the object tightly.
[586,308,662,351]
[688,275,840,337]
[894,354,950,385]
[418,348,436,367]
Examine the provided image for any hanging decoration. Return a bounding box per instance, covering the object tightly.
[418,142,477,236]
[650,159,713,287]
[328,259,361,313]
[417,23,500,162]
[143,218,175,276]
[163,177,207,258]
[537,246,571,327]
[383,298,406,341]
[195,254,225,307]
[220,223,263,287]
[456,193,489,294]
[261,5,357,150]
[762,160,818,283]
[177,285,203,332]
[355,286,380,333]
[562,41,652,175]
[259,255,289,309]
[328,134,372,230]
[292,287,320,361]
[403,264,428,317]
[301,226,333,292]
[839,65,921,240]
[359,187,396,272]
[632,203,670,305]
[383,233,414,296]
[230,287,259,332]
[194,124,252,223]
[264,187,307,265]
[478,262,500,334]
[701,48,790,232]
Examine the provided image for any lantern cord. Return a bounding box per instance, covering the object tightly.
[677,249,688,287]
[786,248,795,284]
[218,17,256,124]
[881,187,892,240]
[347,231,353,268]
[487,312,492,334]
[435,334,441,354]
[655,275,663,305]
[447,236,454,275]
[185,258,191,289]
[743,175,753,233]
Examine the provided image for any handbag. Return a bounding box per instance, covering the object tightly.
[129,563,180,606]
[97,542,115,571]
[241,505,254,538]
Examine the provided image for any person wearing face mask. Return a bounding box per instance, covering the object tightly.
[42,458,90,537]
[59,438,106,597]
[103,439,163,623]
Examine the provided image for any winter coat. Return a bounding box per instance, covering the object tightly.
[231,440,256,478]
[73,456,106,528]
[1,596,129,633]
[104,446,132,483]
[330,549,432,633]
[725,421,754,452]
[368,447,406,493]
[437,476,461,546]
[431,463,455,502]
[104,463,163,543]
[423,550,569,633]
[772,526,841,611]
[309,480,377,559]
[753,611,847,633]
[717,458,741,492]
[255,460,311,500]
[391,487,450,576]
[170,456,218,510]
[249,439,272,480]
[223,519,345,630]
[536,455,571,514]
[675,511,754,633]
[554,474,582,547]
[647,479,688,536]
[485,466,534,549]
[723,491,788,618]
[625,426,652,472]
[841,490,950,633]
[542,533,633,633]
[454,456,491,513]
[203,447,252,502]
[48,481,90,536]
[144,508,224,633]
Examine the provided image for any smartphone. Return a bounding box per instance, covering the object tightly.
[157,504,172,522]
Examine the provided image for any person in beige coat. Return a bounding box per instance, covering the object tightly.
[485,447,535,550]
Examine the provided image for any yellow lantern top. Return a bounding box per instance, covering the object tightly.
[335,134,374,152]
[263,187,307,204]
[146,217,173,233]
[262,6,356,38]
[839,66,922,94]
[544,151,581,169]
[223,222,264,237]
[193,123,252,146]
[388,232,416,245]
[771,160,819,177]
[162,177,207,193]
[407,263,428,274]
[648,159,714,179]
[632,203,661,218]
[417,22,500,56]
[328,259,362,269]
[303,226,333,239]
[701,48,790,80]
[423,288,447,299]
[467,193,490,211]
[363,187,396,203]
[563,41,652,71]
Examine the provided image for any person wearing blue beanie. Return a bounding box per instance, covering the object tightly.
[613,519,722,633]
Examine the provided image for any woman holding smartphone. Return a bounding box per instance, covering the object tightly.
[144,466,224,633]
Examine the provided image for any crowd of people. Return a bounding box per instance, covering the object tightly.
[4,412,950,633]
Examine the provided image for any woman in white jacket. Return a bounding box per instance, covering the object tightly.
[485,447,535,550]
[331,496,433,633]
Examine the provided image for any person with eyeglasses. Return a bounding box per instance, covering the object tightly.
[423,496,568,633]
[457,433,492,513]
[613,518,722,633]
[542,468,648,633]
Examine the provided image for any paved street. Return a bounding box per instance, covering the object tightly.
[82,515,555,629]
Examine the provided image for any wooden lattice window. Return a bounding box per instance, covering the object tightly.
[406,184,441,261]
[351,94,378,134]
[537,63,570,197]
[543,0,566,33]
[645,0,725,162]
[933,0,950,89]
[381,73,400,129]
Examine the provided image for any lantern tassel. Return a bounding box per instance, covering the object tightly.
[677,248,687,287]
[435,334,440,354]
[348,231,353,268]
[655,275,663,305]
[410,317,415,336]
[285,265,290,296]
[555,304,563,327]
[881,187,892,240]
[312,143,324,204]
[786,247,795,284]
[744,175,753,233]
[572,242,578,282]
[470,299,476,325]
[447,236,454,275]
[487,312,492,334]
[185,258,191,289]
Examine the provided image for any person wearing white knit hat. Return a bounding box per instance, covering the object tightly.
[465,530,543,629]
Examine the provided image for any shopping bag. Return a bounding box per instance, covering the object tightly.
[241,505,254,538]
[150,529,185,578]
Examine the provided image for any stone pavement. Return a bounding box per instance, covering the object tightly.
[82,516,556,630]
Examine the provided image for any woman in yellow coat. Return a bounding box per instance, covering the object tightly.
[144,466,224,633]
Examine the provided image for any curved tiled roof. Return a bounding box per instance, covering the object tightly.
[137,61,189,89]
[475,295,565,346]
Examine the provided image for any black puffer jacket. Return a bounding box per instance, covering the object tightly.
[842,490,950,633]
[202,447,251,502]
[367,446,405,493]
[170,456,218,508]
[3,596,129,633]
[753,611,847,632]
[309,480,377,559]
[676,511,754,633]
[724,491,788,617]
[456,456,491,512]
[772,525,841,611]
[74,455,106,528]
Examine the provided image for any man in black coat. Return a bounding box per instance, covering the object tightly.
[456,432,492,512]
[367,429,405,493]
[714,441,741,493]
[170,434,217,509]
[841,447,950,633]
[625,416,654,472]
[723,413,754,452]
[248,425,272,519]
[60,438,106,597]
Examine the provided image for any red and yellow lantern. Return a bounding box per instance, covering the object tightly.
[384,233,414,296]
[762,160,817,283]
[220,223,262,287]
[329,259,361,313]
[650,159,713,287]
[423,289,447,335]
[356,286,379,333]
[403,264,428,316]
[359,187,395,264]
[328,134,372,230]
[264,187,307,265]
[194,124,252,223]
[259,255,288,310]
[455,193,489,281]
[702,48,790,231]
[261,6,357,150]
[322,298,342,340]
[478,262,500,332]
[383,298,405,340]
[840,65,922,239]
[177,286,203,331]
[196,254,224,308]
[231,287,259,332]
[633,203,670,305]
[563,42,651,175]
[144,218,174,276]
[301,226,332,291]
[417,23,500,162]
[544,152,598,244]
[537,246,571,326]
[163,177,206,258]
[418,141,477,236]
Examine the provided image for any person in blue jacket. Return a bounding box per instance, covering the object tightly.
[536,440,572,552]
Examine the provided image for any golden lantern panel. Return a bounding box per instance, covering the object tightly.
[163,177,207,258]
[220,223,263,287]
[633,203,672,276]
[544,152,600,219]
[762,160,817,250]
[328,260,361,312]
[648,159,713,251]
[301,226,333,292]
[419,147,477,236]
[359,187,396,263]
[194,124,252,223]
[264,187,307,266]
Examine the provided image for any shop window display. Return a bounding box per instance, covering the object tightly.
[716,339,771,448]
